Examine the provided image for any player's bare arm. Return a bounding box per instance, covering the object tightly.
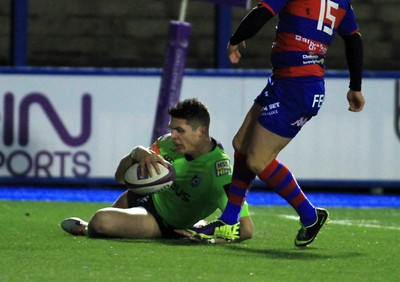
[132,146,168,177]
[227,42,246,64]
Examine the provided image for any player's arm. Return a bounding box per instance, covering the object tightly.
[228,4,274,64]
[341,32,365,112]
[230,4,273,45]
[342,32,363,92]
[115,154,135,184]
[220,182,253,241]
[237,209,254,242]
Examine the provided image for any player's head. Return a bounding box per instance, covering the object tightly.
[168,98,210,130]
[168,98,212,157]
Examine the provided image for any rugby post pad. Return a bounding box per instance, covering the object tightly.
[124,162,175,195]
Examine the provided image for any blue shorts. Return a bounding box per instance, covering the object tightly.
[254,75,325,138]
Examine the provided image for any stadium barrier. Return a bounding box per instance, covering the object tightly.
[0,67,399,189]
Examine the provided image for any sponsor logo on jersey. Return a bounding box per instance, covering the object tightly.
[215,160,231,176]
[291,117,309,127]
[295,35,327,54]
[261,102,280,117]
[302,54,324,65]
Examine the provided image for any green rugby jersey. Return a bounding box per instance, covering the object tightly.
[150,134,250,228]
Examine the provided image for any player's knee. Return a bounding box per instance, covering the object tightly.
[232,135,240,152]
[246,152,274,175]
[232,133,246,153]
[87,210,113,237]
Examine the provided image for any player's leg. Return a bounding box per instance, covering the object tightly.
[112,190,130,208]
[87,207,162,238]
[247,121,318,226]
[61,190,131,236]
[220,102,310,226]
[61,190,155,237]
[217,103,259,224]
[232,102,261,153]
[248,116,328,247]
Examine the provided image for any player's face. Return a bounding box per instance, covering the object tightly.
[169,117,204,157]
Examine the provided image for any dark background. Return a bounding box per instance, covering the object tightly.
[1,0,398,70]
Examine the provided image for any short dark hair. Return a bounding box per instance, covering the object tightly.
[168,98,210,129]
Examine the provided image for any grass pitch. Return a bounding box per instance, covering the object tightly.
[1,200,399,282]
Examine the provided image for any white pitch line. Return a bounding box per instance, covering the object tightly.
[279,214,400,231]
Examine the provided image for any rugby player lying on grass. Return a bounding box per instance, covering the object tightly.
[61,98,253,244]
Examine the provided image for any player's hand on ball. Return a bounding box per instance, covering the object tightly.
[134,146,168,177]
[140,155,167,178]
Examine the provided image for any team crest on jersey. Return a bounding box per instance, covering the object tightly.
[215,160,231,176]
[191,175,201,187]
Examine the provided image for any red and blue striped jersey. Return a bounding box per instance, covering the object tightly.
[260,0,359,78]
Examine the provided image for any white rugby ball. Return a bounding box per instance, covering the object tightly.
[124,162,175,195]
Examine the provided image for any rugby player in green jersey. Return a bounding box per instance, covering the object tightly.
[61,98,253,243]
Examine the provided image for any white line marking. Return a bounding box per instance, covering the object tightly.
[279,214,400,231]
